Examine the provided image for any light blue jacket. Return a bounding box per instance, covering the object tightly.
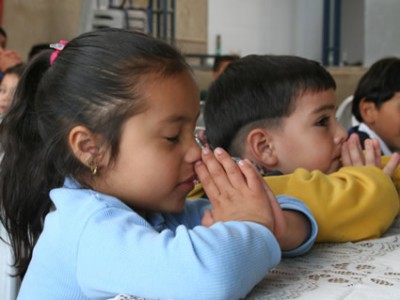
[17,178,317,300]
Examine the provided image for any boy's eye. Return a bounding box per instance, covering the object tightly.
[315,116,329,127]
[166,136,180,143]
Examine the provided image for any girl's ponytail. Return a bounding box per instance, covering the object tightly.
[0,50,60,277]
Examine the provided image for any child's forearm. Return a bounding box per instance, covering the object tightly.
[278,210,310,251]
[266,166,398,242]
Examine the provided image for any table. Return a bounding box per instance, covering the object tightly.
[247,216,400,299]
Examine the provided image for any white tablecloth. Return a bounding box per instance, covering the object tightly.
[247,216,400,299]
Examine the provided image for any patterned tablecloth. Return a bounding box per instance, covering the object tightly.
[111,216,400,300]
[247,216,400,300]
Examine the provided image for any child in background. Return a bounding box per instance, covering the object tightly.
[199,54,240,102]
[0,27,22,81]
[212,54,240,79]
[349,57,400,154]
[0,30,317,300]
[190,54,400,243]
[0,63,25,115]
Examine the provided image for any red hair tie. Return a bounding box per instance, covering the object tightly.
[49,40,68,65]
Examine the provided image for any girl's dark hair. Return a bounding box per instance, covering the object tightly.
[204,54,336,156]
[0,28,190,277]
[352,57,400,122]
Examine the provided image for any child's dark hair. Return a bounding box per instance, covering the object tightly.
[0,26,7,48]
[204,54,336,156]
[352,57,400,122]
[28,43,50,60]
[4,62,26,77]
[0,28,190,277]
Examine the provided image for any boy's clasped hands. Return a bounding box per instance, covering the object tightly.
[341,133,400,176]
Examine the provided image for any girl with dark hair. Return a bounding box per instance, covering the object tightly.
[0,29,316,299]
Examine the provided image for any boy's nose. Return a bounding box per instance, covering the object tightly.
[334,121,349,144]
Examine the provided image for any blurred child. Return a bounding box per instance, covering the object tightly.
[350,57,400,154]
[190,54,400,243]
[199,54,240,102]
[0,30,316,300]
[0,63,25,115]
[0,27,7,49]
[0,27,22,80]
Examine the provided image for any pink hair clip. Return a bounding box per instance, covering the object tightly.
[49,40,68,65]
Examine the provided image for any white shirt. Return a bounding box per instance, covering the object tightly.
[358,123,392,155]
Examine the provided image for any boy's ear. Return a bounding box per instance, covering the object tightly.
[68,125,103,167]
[246,128,278,168]
[359,99,378,124]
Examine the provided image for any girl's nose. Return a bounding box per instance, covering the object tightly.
[187,136,202,163]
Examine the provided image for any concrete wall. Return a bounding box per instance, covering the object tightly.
[207,0,324,62]
[364,0,400,66]
[3,0,81,60]
[2,0,207,61]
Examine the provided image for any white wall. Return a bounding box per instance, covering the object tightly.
[208,0,324,62]
[364,0,400,66]
[208,0,400,67]
[341,0,365,65]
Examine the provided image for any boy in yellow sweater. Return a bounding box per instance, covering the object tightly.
[190,54,400,243]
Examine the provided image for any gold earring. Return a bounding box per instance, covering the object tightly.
[88,160,98,176]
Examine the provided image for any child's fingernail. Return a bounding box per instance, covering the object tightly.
[202,147,210,155]
[214,147,223,155]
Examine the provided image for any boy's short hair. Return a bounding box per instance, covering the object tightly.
[204,54,336,156]
[352,57,400,122]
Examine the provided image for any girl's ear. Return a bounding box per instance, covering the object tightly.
[68,125,103,167]
[246,128,279,168]
[359,99,378,124]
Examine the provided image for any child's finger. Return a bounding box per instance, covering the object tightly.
[372,139,382,166]
[212,147,247,189]
[364,139,375,166]
[194,152,221,200]
[364,139,382,168]
[348,134,364,166]
[236,159,265,191]
[200,147,233,191]
[382,152,400,177]
[341,141,351,166]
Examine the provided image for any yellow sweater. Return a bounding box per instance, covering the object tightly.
[189,162,399,243]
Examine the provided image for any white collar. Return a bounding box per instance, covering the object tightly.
[358,123,392,155]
